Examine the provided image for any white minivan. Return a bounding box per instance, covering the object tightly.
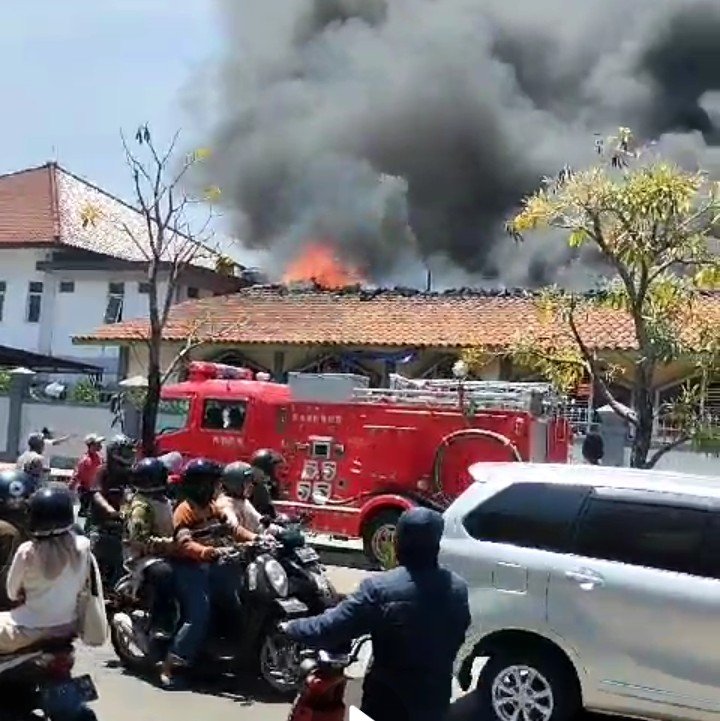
[440,462,720,721]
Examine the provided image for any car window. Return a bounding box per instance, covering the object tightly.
[202,399,248,432]
[463,482,591,552]
[699,515,720,579]
[574,497,707,575]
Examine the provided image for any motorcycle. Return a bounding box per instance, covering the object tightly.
[263,514,340,615]
[288,635,371,721]
[0,635,99,721]
[109,533,313,694]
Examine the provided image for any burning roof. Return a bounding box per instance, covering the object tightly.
[72,284,720,352]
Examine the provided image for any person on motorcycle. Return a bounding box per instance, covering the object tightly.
[85,434,135,588]
[0,470,33,611]
[216,461,283,535]
[0,483,91,654]
[248,448,284,518]
[280,507,470,721]
[124,458,178,641]
[161,458,257,688]
[70,433,104,514]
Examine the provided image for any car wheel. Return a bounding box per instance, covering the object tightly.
[476,648,580,721]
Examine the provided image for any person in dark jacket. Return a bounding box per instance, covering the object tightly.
[582,431,604,465]
[281,507,470,721]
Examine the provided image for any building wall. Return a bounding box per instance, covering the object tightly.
[0,246,220,380]
[0,248,46,352]
[20,401,117,463]
[0,395,8,453]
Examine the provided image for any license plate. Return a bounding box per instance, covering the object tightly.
[42,674,98,710]
[295,546,319,564]
[276,597,309,616]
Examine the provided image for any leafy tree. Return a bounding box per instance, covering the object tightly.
[502,129,720,468]
[82,125,227,455]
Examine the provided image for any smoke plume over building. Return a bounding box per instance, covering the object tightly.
[202,0,720,288]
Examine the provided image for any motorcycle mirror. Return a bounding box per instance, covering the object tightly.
[312,490,329,506]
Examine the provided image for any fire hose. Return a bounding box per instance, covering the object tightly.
[431,428,523,495]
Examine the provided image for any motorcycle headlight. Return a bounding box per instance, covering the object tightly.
[264,558,288,598]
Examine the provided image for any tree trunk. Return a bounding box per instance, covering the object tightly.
[630,362,655,468]
[141,329,162,457]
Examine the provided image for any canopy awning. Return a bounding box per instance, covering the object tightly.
[0,345,102,375]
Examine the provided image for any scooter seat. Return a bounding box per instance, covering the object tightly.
[0,635,75,657]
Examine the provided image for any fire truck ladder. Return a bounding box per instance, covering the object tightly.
[354,374,560,415]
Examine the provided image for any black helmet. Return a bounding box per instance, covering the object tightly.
[107,434,136,468]
[179,458,222,506]
[0,469,33,510]
[249,449,284,475]
[131,458,169,493]
[28,483,75,537]
[221,461,254,497]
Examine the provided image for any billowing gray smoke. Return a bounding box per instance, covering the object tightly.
[204,0,720,288]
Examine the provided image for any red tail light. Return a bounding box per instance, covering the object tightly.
[38,650,75,679]
[302,673,347,707]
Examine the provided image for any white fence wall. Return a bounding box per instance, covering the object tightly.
[0,396,9,452]
[20,402,116,463]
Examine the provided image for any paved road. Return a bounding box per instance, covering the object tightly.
[78,564,624,721]
[78,566,368,721]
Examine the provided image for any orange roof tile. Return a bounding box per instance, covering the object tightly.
[74,285,720,351]
[0,165,59,246]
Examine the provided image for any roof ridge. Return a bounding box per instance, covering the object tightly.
[235,284,720,300]
[0,161,56,182]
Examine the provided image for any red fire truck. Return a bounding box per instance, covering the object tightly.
[156,362,572,565]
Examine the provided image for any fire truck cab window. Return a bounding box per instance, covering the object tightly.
[202,400,247,432]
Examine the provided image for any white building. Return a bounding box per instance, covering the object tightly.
[0,162,248,381]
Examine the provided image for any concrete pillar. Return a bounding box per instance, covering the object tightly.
[3,367,35,461]
[272,350,286,382]
[596,403,630,467]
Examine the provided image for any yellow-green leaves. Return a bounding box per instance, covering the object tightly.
[202,185,222,202]
[694,265,720,290]
[80,203,102,229]
[191,147,213,162]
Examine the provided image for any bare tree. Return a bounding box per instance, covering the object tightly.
[82,124,226,455]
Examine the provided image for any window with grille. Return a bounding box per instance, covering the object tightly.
[26,281,43,323]
[104,282,125,324]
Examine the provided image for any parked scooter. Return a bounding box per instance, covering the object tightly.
[110,533,312,694]
[287,635,371,721]
[0,636,99,721]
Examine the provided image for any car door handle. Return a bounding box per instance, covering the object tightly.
[565,569,604,587]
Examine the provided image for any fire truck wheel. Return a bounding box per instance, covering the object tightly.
[362,509,402,570]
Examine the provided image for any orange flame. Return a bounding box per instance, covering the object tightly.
[282,242,364,289]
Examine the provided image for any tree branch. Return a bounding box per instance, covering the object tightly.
[644,433,691,468]
[565,304,639,426]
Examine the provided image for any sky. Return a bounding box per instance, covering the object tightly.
[0,0,259,259]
